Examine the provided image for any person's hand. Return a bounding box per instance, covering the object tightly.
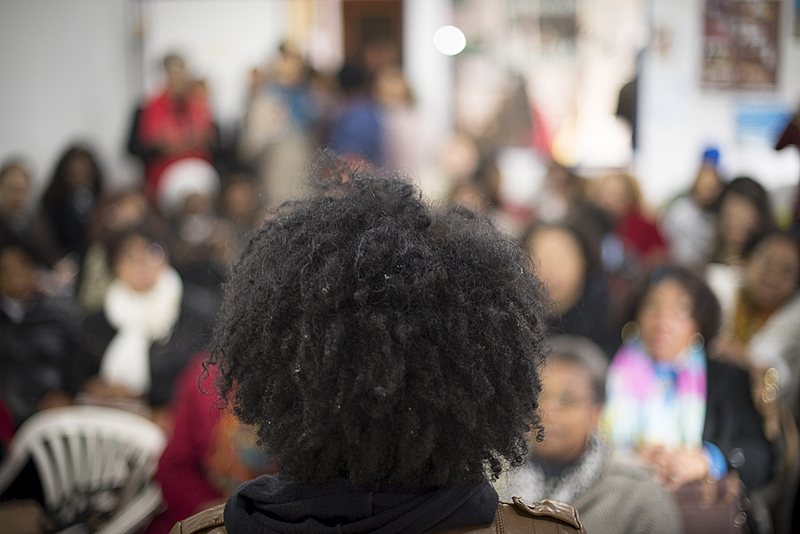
[639,446,710,490]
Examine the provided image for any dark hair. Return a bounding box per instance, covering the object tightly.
[742,228,800,286]
[42,145,104,209]
[207,152,549,486]
[621,265,721,346]
[522,222,598,275]
[0,235,42,268]
[104,220,169,269]
[337,61,370,95]
[163,53,185,71]
[714,176,773,225]
[546,335,607,405]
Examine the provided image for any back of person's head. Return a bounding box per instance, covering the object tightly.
[208,151,549,487]
[337,61,370,97]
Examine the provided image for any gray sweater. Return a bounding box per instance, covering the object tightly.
[497,451,683,534]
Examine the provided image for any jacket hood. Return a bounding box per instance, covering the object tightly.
[224,475,498,534]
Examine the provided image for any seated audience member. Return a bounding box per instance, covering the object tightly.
[0,239,78,423]
[496,335,681,534]
[709,176,774,269]
[660,148,725,268]
[713,229,800,419]
[71,221,216,416]
[170,153,585,533]
[145,354,273,534]
[158,158,237,292]
[218,171,263,248]
[77,189,154,314]
[39,144,104,264]
[603,267,772,517]
[591,172,667,269]
[0,160,61,268]
[525,224,618,358]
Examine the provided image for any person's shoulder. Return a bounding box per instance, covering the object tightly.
[435,499,585,534]
[169,503,226,534]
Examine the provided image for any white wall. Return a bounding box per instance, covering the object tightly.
[404,0,455,158]
[638,0,800,206]
[0,0,135,191]
[139,0,291,125]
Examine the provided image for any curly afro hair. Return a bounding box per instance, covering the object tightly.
[207,151,549,487]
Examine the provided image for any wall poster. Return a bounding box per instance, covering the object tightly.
[702,0,780,91]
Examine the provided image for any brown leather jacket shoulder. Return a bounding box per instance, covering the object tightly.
[168,498,585,534]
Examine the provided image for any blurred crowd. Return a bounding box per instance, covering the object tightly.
[1,42,800,534]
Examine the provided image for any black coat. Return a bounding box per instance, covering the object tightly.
[704,359,773,490]
[0,296,80,422]
[73,283,217,406]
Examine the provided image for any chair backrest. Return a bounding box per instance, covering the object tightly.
[0,405,166,530]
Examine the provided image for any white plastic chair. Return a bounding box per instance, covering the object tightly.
[0,405,166,534]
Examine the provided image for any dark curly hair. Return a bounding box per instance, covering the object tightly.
[206,152,549,487]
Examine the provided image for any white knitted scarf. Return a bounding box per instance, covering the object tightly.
[99,267,183,396]
[506,434,609,504]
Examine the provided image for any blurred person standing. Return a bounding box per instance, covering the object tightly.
[374,67,424,175]
[327,61,385,166]
[496,335,681,534]
[240,45,317,207]
[137,54,216,200]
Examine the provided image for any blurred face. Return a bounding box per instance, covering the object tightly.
[692,166,722,208]
[638,278,699,361]
[181,192,213,217]
[0,168,31,216]
[719,193,760,256]
[534,359,601,465]
[744,236,800,311]
[529,228,586,315]
[595,174,633,220]
[223,180,257,222]
[0,247,36,301]
[66,153,94,188]
[166,60,189,97]
[113,235,166,293]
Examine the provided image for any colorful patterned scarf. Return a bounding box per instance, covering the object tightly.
[602,341,707,450]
